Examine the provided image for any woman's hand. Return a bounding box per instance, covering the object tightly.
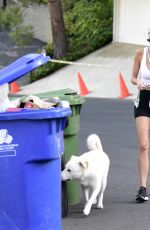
[137,81,150,90]
[137,81,145,90]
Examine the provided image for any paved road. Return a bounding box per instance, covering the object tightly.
[62,97,150,230]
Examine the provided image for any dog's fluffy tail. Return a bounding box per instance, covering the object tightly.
[87,134,103,151]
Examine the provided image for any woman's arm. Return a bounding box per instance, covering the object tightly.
[131,48,143,86]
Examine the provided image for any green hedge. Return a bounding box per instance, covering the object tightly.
[0,5,33,46]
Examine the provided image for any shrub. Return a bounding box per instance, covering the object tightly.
[9,24,33,46]
[0,5,33,46]
[0,5,23,29]
[63,0,113,50]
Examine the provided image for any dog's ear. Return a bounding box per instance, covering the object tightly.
[79,161,88,169]
[70,155,78,161]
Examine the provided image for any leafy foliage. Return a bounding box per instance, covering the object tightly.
[0,4,33,46]
[63,0,113,50]
[19,0,47,4]
[9,25,33,46]
[32,0,47,3]
[0,5,22,29]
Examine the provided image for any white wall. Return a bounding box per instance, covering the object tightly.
[23,4,52,43]
[113,0,150,45]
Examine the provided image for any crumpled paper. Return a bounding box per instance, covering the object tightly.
[23,95,60,109]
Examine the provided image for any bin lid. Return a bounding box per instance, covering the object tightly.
[0,53,50,85]
[0,107,71,120]
[35,88,78,97]
[34,89,85,105]
[45,88,78,96]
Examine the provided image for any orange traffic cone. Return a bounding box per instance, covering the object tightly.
[77,72,91,96]
[9,81,20,94]
[118,73,132,98]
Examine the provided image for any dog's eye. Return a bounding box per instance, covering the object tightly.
[67,169,71,173]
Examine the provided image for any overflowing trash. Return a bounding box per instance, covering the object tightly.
[18,95,70,109]
[0,85,70,112]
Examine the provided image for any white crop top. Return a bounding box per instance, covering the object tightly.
[140,47,150,85]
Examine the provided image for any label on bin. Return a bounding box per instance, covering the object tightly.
[0,129,18,157]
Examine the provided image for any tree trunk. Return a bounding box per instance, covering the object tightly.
[48,0,68,59]
[3,0,7,8]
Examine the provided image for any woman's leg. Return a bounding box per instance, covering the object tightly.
[135,116,150,188]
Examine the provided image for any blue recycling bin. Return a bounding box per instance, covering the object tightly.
[0,53,71,230]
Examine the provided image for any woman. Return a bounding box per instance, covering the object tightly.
[131,29,150,203]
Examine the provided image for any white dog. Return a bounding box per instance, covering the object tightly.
[61,134,110,216]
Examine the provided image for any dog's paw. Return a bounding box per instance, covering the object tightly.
[83,207,91,216]
[97,203,103,209]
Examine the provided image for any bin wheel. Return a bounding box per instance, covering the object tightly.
[61,180,68,218]
[61,156,68,218]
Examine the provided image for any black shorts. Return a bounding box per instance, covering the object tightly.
[134,90,150,118]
